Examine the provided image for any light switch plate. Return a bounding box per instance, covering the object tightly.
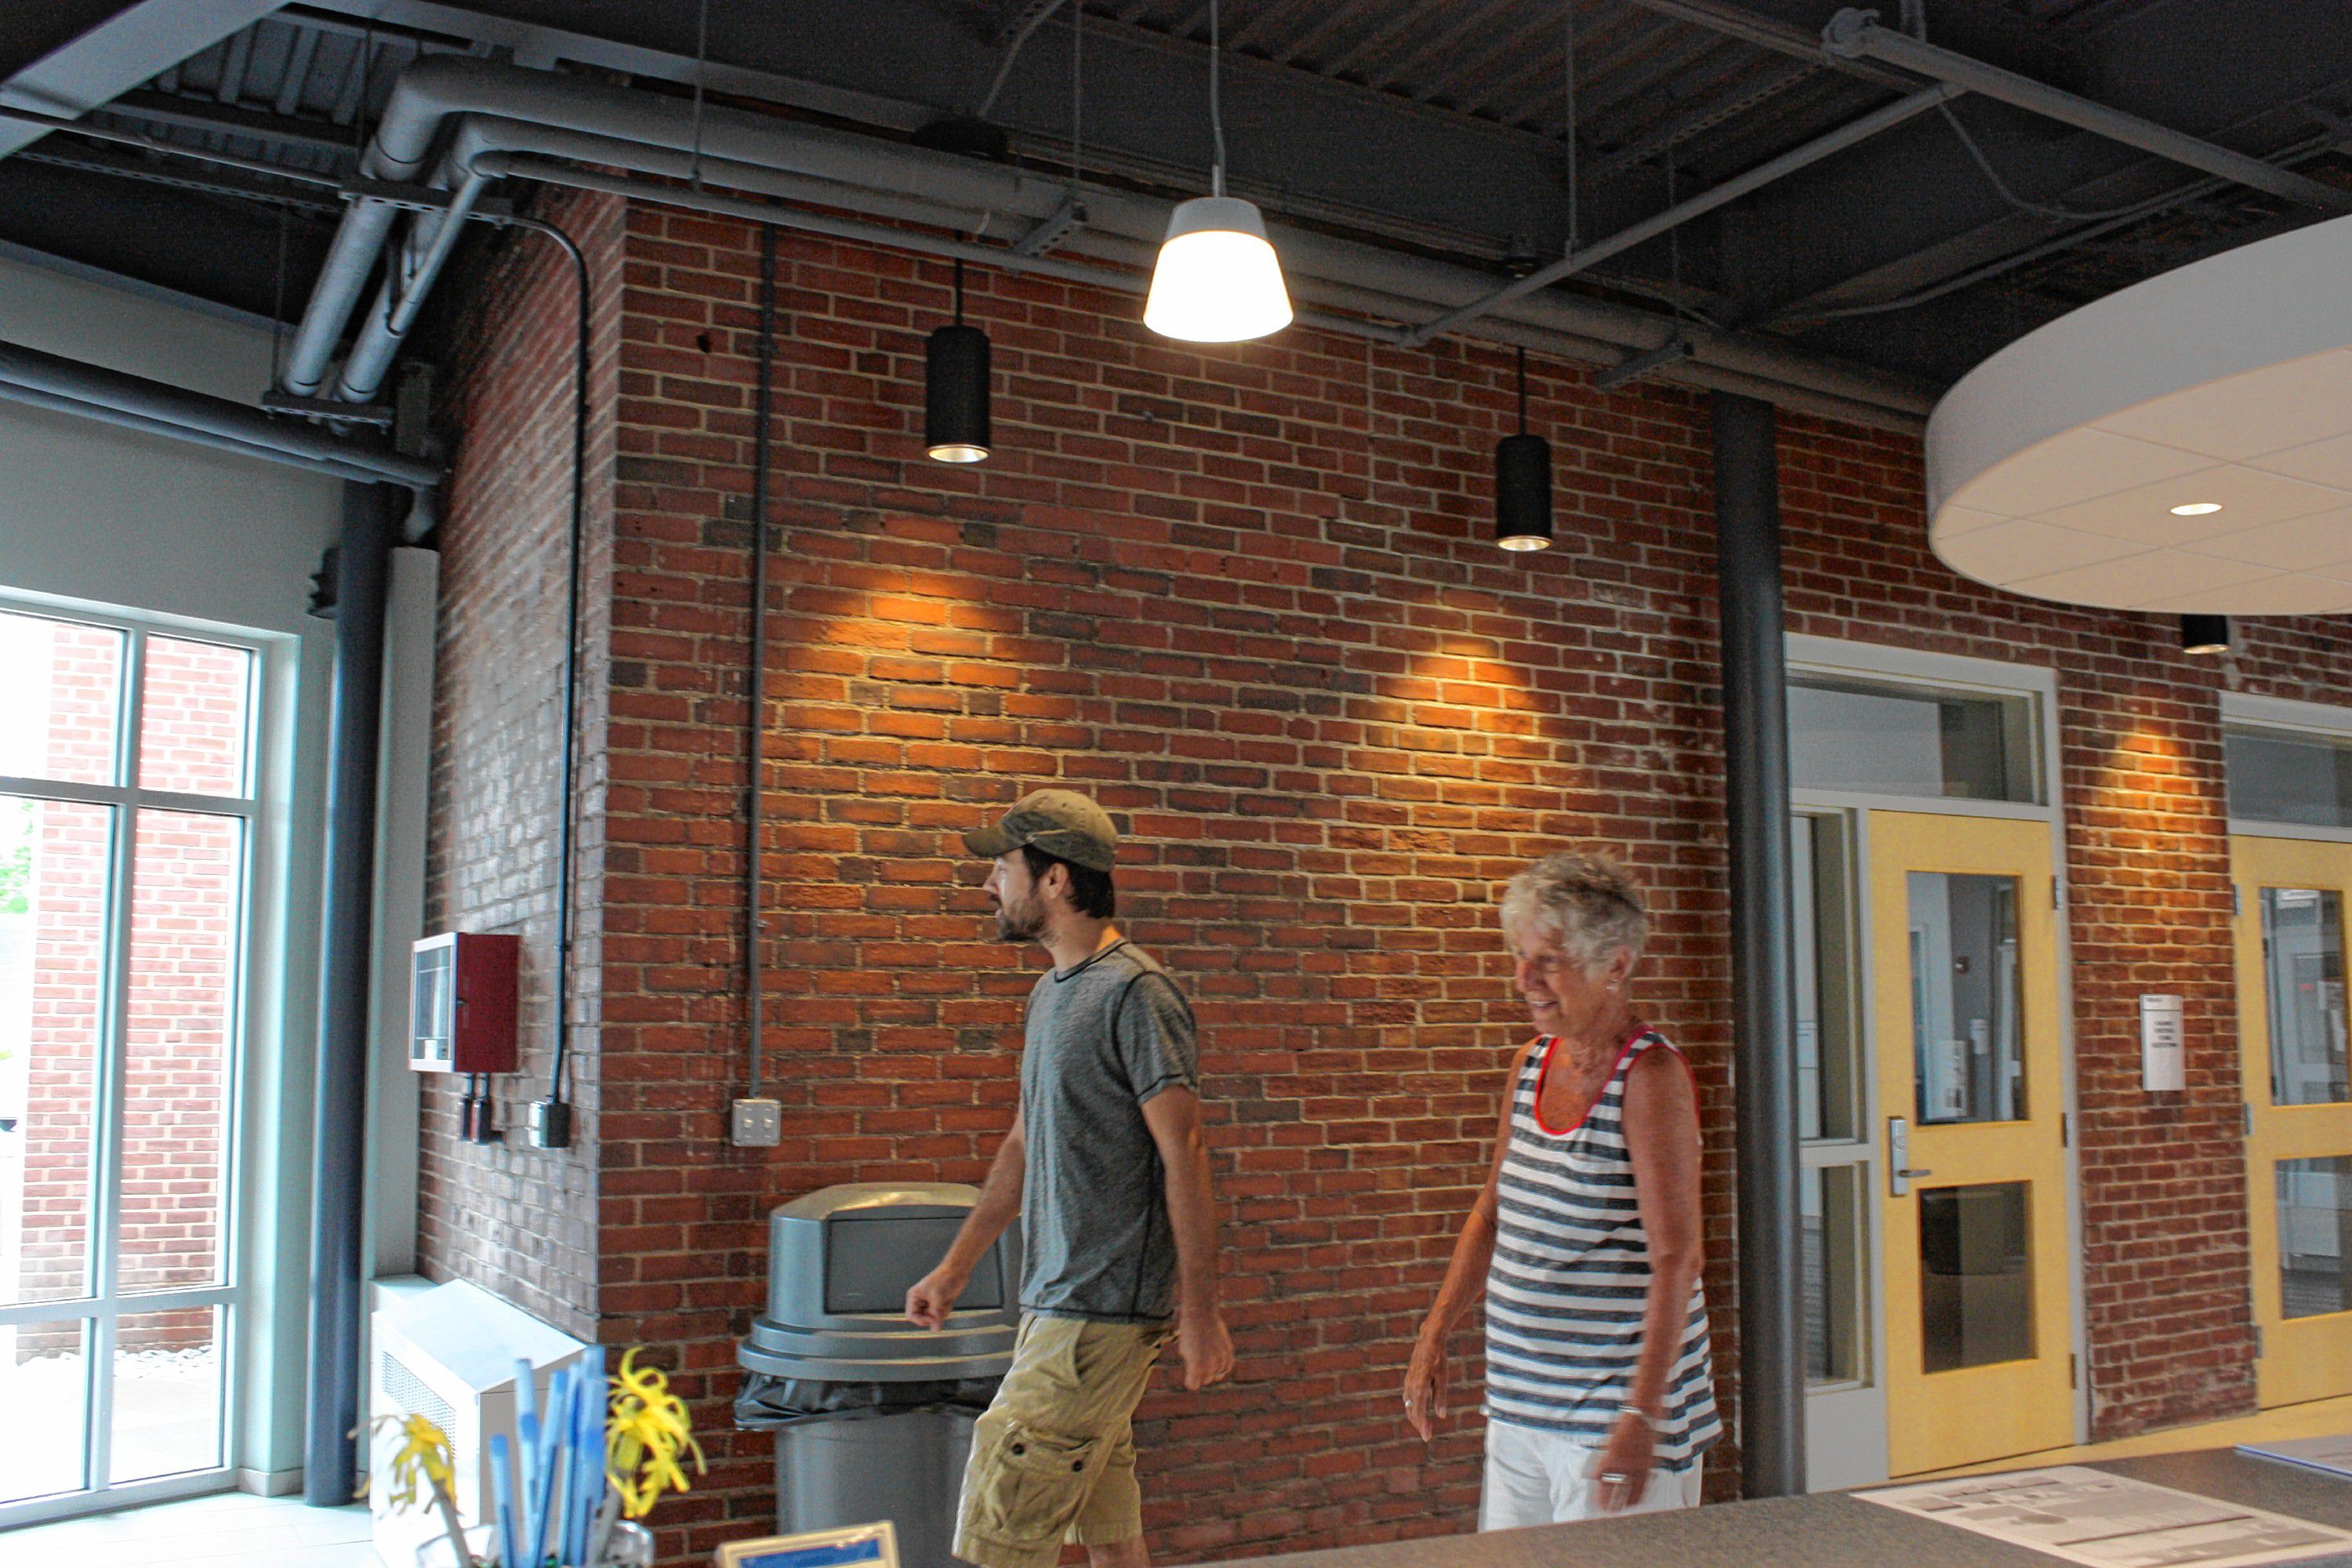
[731,1097,781,1147]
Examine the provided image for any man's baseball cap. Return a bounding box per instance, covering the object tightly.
[963,789,1118,872]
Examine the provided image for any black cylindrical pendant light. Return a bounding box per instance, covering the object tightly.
[1497,347,1552,551]
[926,258,990,463]
[2180,613,2230,654]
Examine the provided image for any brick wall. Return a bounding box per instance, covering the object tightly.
[424,191,2352,1564]
[416,184,626,1338]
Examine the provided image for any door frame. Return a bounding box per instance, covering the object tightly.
[1786,635,2083,1486]
[0,597,284,1528]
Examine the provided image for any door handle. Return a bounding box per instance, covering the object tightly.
[1888,1116,1932,1196]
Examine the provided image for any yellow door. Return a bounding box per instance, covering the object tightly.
[1871,810,2074,1475]
[2234,836,2352,1407]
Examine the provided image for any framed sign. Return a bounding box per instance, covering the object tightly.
[714,1522,899,1568]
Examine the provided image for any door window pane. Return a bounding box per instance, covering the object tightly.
[1790,678,2038,803]
[1804,1163,1867,1385]
[111,1305,222,1482]
[0,1317,90,1502]
[136,637,254,798]
[1909,872,2027,1124]
[1920,1181,2034,1372]
[2278,1156,2352,1319]
[119,811,242,1294]
[0,611,123,786]
[2227,728,2352,829]
[1793,815,1860,1142]
[2262,888,2350,1105]
[1,797,114,1307]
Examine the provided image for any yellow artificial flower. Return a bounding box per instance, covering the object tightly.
[367,1412,459,1512]
[604,1348,706,1519]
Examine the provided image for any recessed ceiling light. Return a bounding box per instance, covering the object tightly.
[2169,502,2223,516]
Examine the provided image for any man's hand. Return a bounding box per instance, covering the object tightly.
[1174,1307,1234,1390]
[1589,1413,1657,1512]
[1402,1325,1449,1442]
[905,1264,968,1330]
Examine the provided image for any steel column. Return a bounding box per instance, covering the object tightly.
[303,482,398,1507]
[1710,392,1805,1498]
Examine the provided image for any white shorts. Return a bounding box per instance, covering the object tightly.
[1478,1417,1704,1530]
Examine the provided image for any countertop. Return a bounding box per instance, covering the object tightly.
[1242,1450,2352,1568]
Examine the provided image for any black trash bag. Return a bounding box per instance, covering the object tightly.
[735,1371,1001,1430]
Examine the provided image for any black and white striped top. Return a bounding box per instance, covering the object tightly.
[1483,1028,1720,1470]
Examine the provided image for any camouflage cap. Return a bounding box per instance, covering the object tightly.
[962,788,1118,873]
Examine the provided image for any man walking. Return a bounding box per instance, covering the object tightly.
[907,788,1232,1568]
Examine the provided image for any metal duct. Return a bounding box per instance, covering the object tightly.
[0,337,443,531]
[284,55,1936,425]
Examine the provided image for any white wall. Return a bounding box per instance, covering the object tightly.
[0,250,426,1491]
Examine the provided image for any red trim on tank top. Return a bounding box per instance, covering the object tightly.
[1529,1023,1652,1137]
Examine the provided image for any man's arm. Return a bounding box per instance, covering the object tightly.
[906,1109,1025,1330]
[1140,1086,1233,1390]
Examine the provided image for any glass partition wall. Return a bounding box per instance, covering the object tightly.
[0,607,260,1522]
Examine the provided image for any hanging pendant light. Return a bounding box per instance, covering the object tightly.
[1144,0,1292,343]
[925,258,990,463]
[2180,614,2230,655]
[1497,347,1553,552]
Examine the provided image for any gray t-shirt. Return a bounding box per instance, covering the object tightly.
[1018,940,1197,1323]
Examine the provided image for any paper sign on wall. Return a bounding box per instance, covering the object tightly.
[2140,994,2186,1091]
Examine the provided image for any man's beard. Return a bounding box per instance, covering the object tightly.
[994,898,1046,943]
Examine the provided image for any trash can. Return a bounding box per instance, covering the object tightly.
[737,1184,1021,1568]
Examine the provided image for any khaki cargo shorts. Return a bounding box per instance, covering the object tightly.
[953,1314,1171,1568]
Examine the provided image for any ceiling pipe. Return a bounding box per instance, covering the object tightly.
[1394,84,1964,349]
[281,55,1934,426]
[1822,9,2352,212]
[0,337,443,528]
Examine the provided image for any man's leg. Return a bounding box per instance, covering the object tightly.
[1087,1536,1149,1568]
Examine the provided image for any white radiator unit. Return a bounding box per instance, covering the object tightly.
[370,1278,589,1567]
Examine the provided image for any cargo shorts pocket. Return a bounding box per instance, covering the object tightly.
[970,1419,1102,1544]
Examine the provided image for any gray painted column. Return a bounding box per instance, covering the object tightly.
[304,482,397,1505]
[1710,392,1806,1497]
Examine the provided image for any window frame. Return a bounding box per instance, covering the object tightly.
[0,597,276,1523]
[2223,692,2352,843]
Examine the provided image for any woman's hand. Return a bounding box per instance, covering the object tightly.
[1590,1412,1656,1512]
[1403,1326,1450,1441]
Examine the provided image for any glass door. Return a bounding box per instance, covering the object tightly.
[2234,835,2352,1408]
[1869,810,2073,1475]
[0,608,255,1522]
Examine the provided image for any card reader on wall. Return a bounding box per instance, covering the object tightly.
[409,931,520,1074]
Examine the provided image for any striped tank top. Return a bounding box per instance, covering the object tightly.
[1483,1028,1720,1469]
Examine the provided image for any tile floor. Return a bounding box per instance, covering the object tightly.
[1,1488,382,1567]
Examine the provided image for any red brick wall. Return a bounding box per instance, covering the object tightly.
[416,184,626,1339]
[424,191,2352,1564]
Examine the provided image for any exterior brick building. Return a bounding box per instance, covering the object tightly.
[417,187,2349,1564]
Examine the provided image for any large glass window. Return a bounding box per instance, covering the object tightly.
[1795,812,1870,1389]
[1790,677,2039,804]
[2228,728,2352,830]
[0,606,260,1517]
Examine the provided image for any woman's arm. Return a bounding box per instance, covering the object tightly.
[1592,1045,1707,1507]
[1403,1043,1534,1440]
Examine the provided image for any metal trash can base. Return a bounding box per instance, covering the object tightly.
[776,1409,977,1568]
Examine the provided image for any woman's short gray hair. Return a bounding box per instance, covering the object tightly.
[1500,851,1650,973]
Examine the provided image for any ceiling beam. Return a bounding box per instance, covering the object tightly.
[0,0,287,158]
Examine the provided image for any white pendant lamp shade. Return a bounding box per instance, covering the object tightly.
[1144,196,1294,343]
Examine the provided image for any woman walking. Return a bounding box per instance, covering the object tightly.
[1403,851,1719,1527]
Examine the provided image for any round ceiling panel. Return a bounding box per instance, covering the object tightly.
[1926,212,2352,614]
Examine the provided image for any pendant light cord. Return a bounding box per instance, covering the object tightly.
[1516,346,1529,434]
[1071,1,1083,195]
[688,0,710,191]
[953,256,966,325]
[1209,0,1228,196]
[1564,0,1579,252]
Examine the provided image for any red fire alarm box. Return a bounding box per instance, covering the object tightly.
[408,931,520,1074]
